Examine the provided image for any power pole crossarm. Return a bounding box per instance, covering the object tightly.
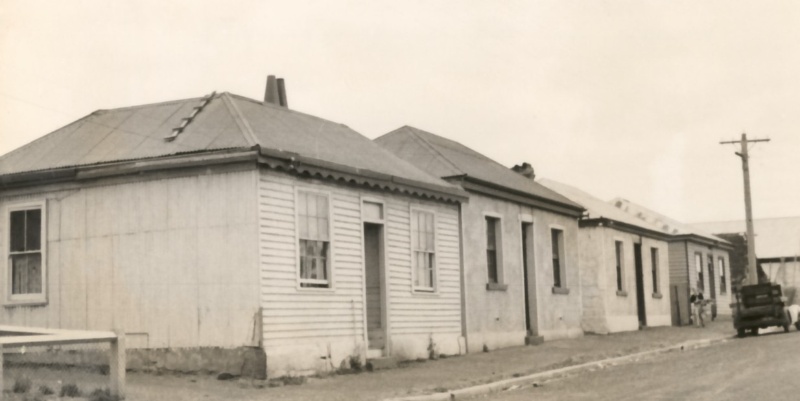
[720,133,770,286]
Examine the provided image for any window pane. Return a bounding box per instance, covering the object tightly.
[615,242,623,291]
[487,250,498,283]
[307,194,317,219]
[10,210,26,252]
[26,209,42,251]
[11,253,42,294]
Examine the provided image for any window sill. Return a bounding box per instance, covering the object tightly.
[5,300,47,308]
[297,284,335,293]
[412,288,439,297]
[486,283,508,292]
[552,287,570,295]
[652,292,664,299]
[616,290,628,297]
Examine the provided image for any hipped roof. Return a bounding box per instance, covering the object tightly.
[375,126,582,213]
[0,93,463,200]
[692,217,800,259]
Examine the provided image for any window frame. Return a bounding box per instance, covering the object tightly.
[694,252,704,292]
[550,226,568,293]
[614,240,625,293]
[651,247,661,296]
[718,257,727,294]
[410,207,438,294]
[5,200,48,306]
[295,188,334,291]
[484,213,504,288]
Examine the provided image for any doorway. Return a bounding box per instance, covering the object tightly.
[707,254,717,320]
[364,223,386,355]
[522,223,539,339]
[634,244,647,327]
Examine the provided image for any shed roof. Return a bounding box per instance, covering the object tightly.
[609,197,729,245]
[374,126,582,211]
[0,93,458,196]
[692,217,800,259]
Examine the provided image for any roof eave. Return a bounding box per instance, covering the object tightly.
[580,217,673,241]
[447,175,583,217]
[258,147,468,204]
[668,233,735,250]
[0,147,258,190]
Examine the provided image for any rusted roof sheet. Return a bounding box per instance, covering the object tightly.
[610,197,729,245]
[375,126,582,210]
[692,217,800,259]
[0,93,455,192]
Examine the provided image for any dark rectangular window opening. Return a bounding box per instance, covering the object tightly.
[9,208,43,296]
[551,229,564,288]
[486,217,500,284]
[615,241,624,291]
[651,247,659,293]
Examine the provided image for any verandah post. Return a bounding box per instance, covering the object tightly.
[109,331,126,399]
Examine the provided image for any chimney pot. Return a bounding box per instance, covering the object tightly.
[264,75,280,106]
[277,78,288,108]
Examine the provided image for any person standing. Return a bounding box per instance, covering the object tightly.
[696,290,707,328]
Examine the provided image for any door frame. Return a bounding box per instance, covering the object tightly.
[521,220,539,337]
[634,242,647,327]
[361,198,390,356]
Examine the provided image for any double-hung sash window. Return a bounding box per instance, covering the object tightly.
[551,229,565,288]
[651,247,660,293]
[412,210,435,291]
[614,241,624,291]
[297,191,331,288]
[486,217,500,284]
[8,205,45,301]
[718,257,727,294]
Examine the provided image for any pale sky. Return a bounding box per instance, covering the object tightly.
[1,0,798,223]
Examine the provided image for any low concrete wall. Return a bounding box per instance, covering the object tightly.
[4,346,267,379]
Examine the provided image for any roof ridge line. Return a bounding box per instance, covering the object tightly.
[403,126,464,176]
[221,93,260,147]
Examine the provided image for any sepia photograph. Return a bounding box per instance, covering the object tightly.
[0,1,799,400]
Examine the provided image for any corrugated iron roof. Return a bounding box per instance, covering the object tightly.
[375,126,582,210]
[692,217,800,259]
[0,93,454,191]
[539,179,668,235]
[609,197,729,244]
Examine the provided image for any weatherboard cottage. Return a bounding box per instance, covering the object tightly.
[0,78,468,377]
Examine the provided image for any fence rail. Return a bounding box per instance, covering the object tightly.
[0,326,125,400]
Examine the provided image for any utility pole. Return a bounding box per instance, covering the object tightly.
[720,133,770,286]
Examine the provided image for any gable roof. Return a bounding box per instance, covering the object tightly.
[0,93,464,200]
[539,179,670,239]
[692,217,800,259]
[609,197,730,247]
[375,126,583,215]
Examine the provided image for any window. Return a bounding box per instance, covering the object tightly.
[8,204,45,302]
[551,229,565,288]
[615,241,624,291]
[412,210,435,290]
[297,191,330,288]
[651,247,660,294]
[719,257,727,294]
[486,217,501,284]
[695,253,704,292]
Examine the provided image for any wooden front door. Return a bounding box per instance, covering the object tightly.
[634,244,647,327]
[522,223,538,337]
[364,223,386,353]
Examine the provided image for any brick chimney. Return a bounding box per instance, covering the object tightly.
[264,75,288,108]
[512,162,535,180]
